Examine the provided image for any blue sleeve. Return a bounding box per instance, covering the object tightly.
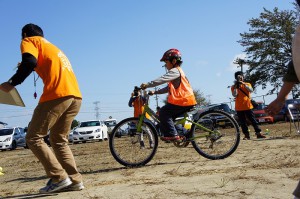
[128,97,135,107]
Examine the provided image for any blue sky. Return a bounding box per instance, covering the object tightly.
[0,0,296,127]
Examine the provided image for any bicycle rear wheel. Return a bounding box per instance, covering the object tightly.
[109,117,158,167]
[190,110,240,160]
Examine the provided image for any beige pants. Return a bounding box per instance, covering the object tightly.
[26,96,82,183]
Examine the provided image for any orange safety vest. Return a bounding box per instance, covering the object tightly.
[167,67,197,106]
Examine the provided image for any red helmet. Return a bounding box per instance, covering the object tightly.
[160,48,182,62]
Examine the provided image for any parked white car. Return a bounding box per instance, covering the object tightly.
[104,118,117,134]
[68,130,74,143]
[0,127,27,150]
[72,120,108,144]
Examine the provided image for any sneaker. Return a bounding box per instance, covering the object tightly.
[161,135,183,141]
[39,177,72,193]
[243,135,250,140]
[62,182,85,191]
[256,133,266,139]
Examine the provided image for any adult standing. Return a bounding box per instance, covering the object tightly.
[128,87,148,118]
[231,71,266,140]
[266,1,300,198]
[0,23,83,193]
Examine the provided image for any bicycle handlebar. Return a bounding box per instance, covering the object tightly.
[134,86,153,96]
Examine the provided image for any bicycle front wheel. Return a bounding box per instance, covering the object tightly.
[109,117,158,167]
[190,110,240,160]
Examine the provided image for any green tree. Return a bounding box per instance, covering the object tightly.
[71,119,79,129]
[238,6,298,95]
[193,89,211,106]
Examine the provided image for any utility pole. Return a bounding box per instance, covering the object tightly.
[234,58,245,73]
[154,87,159,109]
[93,101,100,120]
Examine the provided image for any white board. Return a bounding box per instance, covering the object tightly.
[0,88,25,107]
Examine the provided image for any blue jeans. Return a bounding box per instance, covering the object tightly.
[159,103,194,137]
[236,109,261,137]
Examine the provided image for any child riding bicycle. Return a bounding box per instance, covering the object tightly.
[140,48,197,141]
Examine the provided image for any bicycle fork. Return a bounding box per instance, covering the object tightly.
[138,126,154,149]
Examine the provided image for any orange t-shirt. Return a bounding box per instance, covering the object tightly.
[132,97,150,119]
[21,36,82,103]
[231,83,253,111]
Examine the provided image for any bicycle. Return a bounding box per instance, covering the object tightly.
[109,87,240,167]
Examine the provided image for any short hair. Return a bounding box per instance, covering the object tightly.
[234,71,244,80]
[22,23,44,39]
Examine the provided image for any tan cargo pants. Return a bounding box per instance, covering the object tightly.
[26,96,82,184]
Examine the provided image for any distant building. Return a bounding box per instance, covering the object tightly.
[0,121,7,129]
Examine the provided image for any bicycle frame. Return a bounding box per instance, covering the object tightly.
[135,93,217,140]
[109,89,240,166]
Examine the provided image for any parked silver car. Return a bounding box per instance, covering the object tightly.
[0,127,27,150]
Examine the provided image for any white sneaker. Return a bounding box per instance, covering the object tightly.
[62,182,84,191]
[39,177,72,193]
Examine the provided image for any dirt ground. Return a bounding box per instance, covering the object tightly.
[0,122,300,199]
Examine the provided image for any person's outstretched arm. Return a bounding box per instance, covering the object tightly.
[266,82,295,115]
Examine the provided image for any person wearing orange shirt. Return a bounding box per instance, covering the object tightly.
[128,87,147,118]
[140,49,197,141]
[0,24,83,193]
[231,71,265,140]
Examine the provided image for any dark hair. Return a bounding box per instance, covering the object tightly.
[234,71,243,80]
[22,23,44,39]
[167,57,183,66]
[173,58,183,66]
